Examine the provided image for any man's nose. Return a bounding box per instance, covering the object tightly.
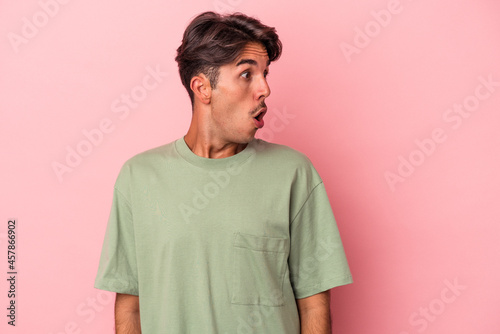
[256,77,271,100]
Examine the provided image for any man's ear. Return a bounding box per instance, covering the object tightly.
[190,73,212,105]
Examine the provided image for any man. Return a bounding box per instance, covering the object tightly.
[95,11,352,333]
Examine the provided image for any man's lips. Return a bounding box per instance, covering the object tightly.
[254,107,267,120]
[253,107,267,129]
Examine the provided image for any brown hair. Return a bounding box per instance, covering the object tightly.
[175,11,282,106]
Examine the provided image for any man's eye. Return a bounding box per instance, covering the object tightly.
[241,71,250,79]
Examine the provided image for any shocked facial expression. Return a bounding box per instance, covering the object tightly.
[209,42,271,144]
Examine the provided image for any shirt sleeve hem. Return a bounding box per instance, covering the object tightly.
[294,275,353,299]
[94,281,139,296]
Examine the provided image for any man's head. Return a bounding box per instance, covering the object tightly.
[175,11,282,107]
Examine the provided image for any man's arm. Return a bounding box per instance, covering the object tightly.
[296,290,331,334]
[115,293,141,334]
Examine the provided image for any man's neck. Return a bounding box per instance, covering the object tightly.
[183,131,247,159]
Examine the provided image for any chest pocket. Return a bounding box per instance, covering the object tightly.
[231,232,289,306]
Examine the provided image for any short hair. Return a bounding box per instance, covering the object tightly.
[175,11,282,107]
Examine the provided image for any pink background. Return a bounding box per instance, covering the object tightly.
[2,0,499,333]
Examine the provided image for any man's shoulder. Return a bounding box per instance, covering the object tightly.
[253,139,313,167]
[124,139,178,166]
[114,139,179,182]
[254,139,323,192]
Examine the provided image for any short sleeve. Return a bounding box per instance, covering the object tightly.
[94,187,139,295]
[288,182,352,299]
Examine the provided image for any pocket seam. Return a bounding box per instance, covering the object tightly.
[233,232,289,253]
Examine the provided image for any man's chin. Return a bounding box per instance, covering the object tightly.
[234,131,257,144]
[245,133,258,143]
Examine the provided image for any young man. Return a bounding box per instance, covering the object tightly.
[95,11,352,333]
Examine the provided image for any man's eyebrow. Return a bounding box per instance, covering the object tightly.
[236,59,257,67]
[235,58,271,67]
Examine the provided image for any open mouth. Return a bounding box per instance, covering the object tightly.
[254,108,267,121]
[254,112,264,121]
[253,108,267,129]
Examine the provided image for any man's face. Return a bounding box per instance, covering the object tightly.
[209,42,271,144]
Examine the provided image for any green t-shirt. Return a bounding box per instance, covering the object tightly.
[95,137,352,333]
